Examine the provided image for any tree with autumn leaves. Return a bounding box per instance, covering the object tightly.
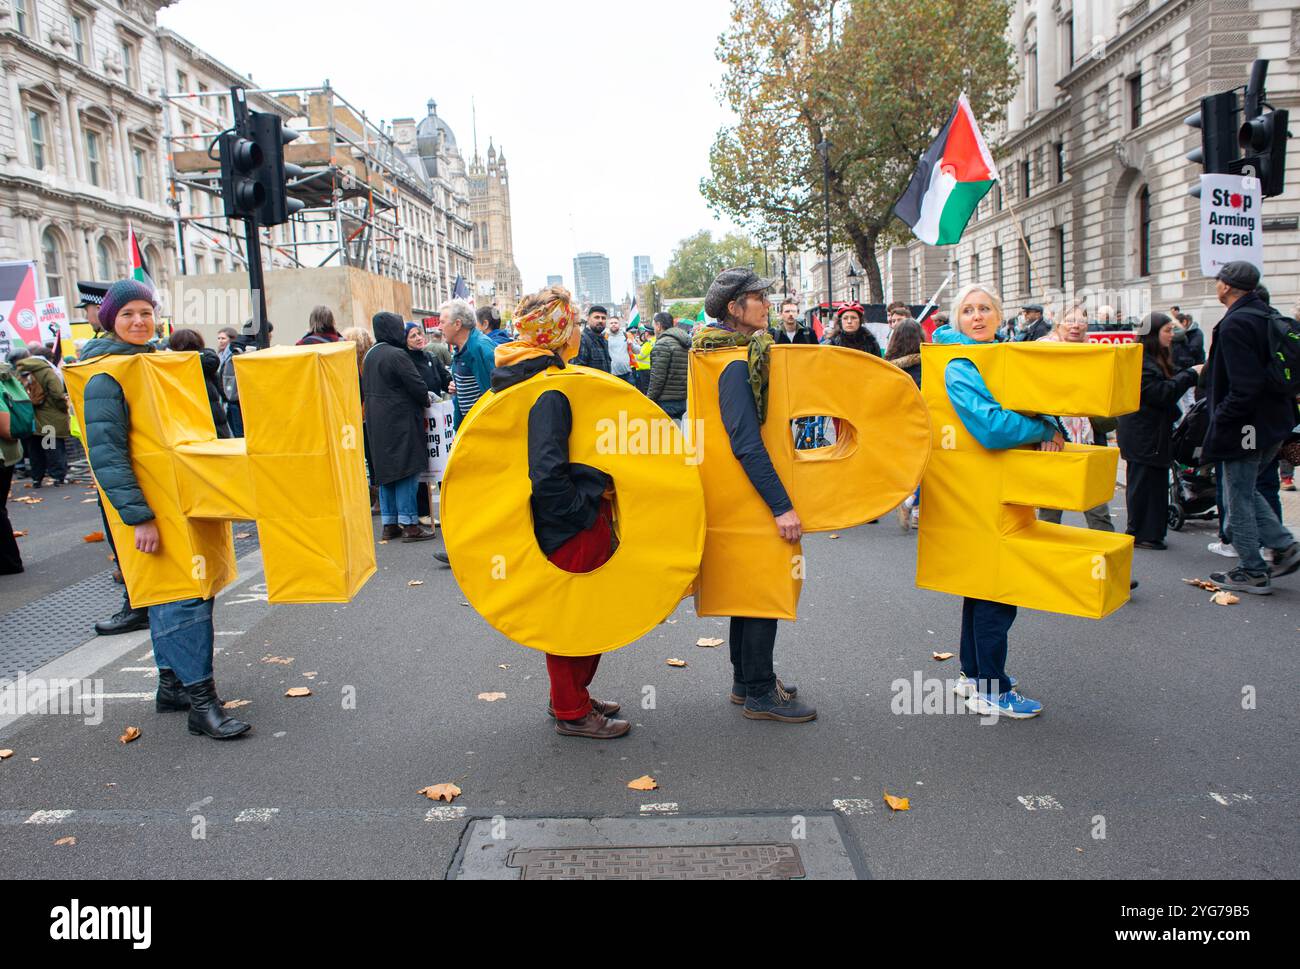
[701,0,1018,303]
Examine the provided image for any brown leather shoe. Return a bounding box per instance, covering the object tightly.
[400,525,436,543]
[547,698,621,718]
[554,711,631,739]
[380,524,402,541]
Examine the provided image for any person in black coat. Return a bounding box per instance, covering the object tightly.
[404,323,451,396]
[1200,263,1300,592]
[167,329,231,438]
[1117,313,1199,549]
[770,298,817,345]
[574,306,612,372]
[362,312,435,543]
[1170,314,1206,370]
[826,304,881,355]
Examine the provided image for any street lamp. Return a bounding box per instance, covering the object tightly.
[817,138,833,313]
[847,262,861,303]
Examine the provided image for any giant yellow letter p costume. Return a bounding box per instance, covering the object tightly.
[916,341,1141,618]
[63,343,375,607]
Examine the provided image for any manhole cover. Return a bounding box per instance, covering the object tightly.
[452,815,861,880]
[507,843,805,880]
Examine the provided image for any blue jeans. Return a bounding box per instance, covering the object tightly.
[149,598,215,687]
[378,472,421,526]
[1223,445,1293,574]
[1218,457,1283,541]
[959,598,1018,696]
[227,400,244,438]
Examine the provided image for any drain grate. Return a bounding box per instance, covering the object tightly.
[507,843,805,880]
[0,524,261,680]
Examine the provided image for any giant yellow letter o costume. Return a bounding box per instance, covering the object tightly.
[63,344,375,607]
[440,366,705,656]
[689,345,932,620]
[916,341,1141,618]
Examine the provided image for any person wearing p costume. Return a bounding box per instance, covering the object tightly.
[78,280,249,740]
[694,268,813,724]
[491,286,631,740]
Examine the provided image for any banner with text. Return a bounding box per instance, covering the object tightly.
[1200,174,1262,278]
[419,398,457,484]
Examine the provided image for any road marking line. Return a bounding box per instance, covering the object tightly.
[1209,792,1253,805]
[1016,795,1064,811]
[214,632,245,637]
[25,810,74,824]
[424,806,467,821]
[639,802,679,815]
[832,798,874,816]
[118,667,157,676]
[234,808,280,823]
[85,693,153,701]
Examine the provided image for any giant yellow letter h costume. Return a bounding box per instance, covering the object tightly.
[63,343,375,607]
[916,341,1141,619]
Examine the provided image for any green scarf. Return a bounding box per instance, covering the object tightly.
[691,325,774,423]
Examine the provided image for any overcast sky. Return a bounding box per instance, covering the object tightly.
[158,0,743,302]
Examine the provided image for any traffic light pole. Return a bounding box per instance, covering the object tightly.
[229,87,271,350]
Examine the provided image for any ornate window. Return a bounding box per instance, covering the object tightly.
[119,38,138,89]
[42,229,64,299]
[96,237,118,280]
[132,145,150,198]
[14,0,33,37]
[71,12,90,64]
[28,109,48,171]
[1137,186,1151,278]
[84,129,102,186]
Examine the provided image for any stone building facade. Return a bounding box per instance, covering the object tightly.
[897,0,1300,323]
[468,139,521,312]
[0,0,177,305]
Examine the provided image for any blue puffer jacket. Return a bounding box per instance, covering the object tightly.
[79,336,156,526]
[932,325,1058,451]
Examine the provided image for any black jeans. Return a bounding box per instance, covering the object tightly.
[1125,461,1170,543]
[729,616,777,696]
[22,435,67,484]
[658,399,687,420]
[1,462,22,574]
[958,597,1018,695]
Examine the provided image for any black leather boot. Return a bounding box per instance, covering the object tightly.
[156,669,190,712]
[94,605,150,636]
[186,679,250,739]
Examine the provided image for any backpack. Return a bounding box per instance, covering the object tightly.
[0,371,37,438]
[1260,308,1300,397]
[1171,397,1210,467]
[18,367,46,406]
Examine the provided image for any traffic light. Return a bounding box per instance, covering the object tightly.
[217,109,303,225]
[1184,90,1239,198]
[248,111,305,226]
[218,131,265,218]
[1232,60,1290,198]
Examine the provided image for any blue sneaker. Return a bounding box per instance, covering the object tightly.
[953,673,1017,699]
[965,689,1042,719]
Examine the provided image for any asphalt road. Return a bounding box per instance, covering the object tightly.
[0,489,1296,880]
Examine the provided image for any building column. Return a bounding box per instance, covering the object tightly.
[56,89,77,178]
[67,96,86,181]
[1008,2,1026,131]
[115,111,132,196]
[4,59,31,168]
[1037,0,1058,110]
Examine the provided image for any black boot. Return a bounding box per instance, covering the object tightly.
[95,604,150,636]
[156,669,190,712]
[186,679,250,739]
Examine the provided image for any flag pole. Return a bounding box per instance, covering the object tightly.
[915,270,954,327]
[1001,190,1046,300]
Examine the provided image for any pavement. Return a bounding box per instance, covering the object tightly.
[1,473,1297,880]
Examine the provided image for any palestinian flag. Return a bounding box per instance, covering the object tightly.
[128,224,157,293]
[627,296,639,330]
[894,94,998,246]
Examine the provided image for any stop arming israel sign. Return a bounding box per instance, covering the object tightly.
[1200,173,1262,278]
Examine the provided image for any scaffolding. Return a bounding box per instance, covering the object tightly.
[162,82,435,287]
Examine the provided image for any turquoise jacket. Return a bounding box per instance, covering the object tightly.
[931,325,1057,452]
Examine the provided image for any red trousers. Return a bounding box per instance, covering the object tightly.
[545,501,614,720]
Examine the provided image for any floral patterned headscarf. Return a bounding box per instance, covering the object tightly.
[513,293,577,352]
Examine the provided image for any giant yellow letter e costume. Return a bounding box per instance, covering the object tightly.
[916,341,1141,619]
[63,343,375,607]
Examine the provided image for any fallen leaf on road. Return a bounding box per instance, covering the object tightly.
[234,532,251,540]
[407,580,425,587]
[932,651,954,661]
[261,655,293,665]
[1211,591,1240,606]
[696,637,724,648]
[628,775,658,791]
[303,672,317,680]
[222,699,252,709]
[53,836,77,847]
[0,749,13,760]
[82,531,105,543]
[119,727,141,744]
[498,664,511,670]
[12,531,25,538]
[829,534,840,540]
[418,783,461,802]
[666,658,688,668]
[30,757,38,762]
[477,692,507,702]
[14,495,43,504]
[1183,578,1222,592]
[883,791,910,812]
[378,540,389,545]
[284,687,312,698]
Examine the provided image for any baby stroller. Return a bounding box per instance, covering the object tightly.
[1167,398,1219,532]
